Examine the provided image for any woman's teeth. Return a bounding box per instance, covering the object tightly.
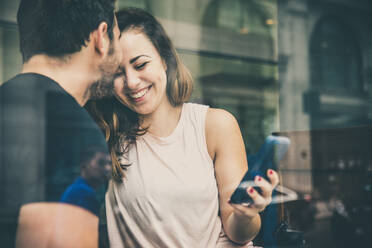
[131,87,149,99]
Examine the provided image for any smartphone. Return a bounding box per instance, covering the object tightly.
[229,135,290,205]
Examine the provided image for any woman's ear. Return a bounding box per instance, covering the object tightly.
[162,60,167,71]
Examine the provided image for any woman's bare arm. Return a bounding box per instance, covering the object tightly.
[205,108,279,244]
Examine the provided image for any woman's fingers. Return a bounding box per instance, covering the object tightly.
[252,169,279,199]
[246,187,269,211]
[267,169,279,188]
[229,186,267,214]
[253,176,273,199]
[229,170,280,216]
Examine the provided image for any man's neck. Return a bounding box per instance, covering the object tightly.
[21,54,99,106]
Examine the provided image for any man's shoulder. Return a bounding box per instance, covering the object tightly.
[1,73,54,87]
[1,74,25,92]
[0,73,61,101]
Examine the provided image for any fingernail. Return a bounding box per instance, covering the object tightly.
[256,176,262,182]
[249,187,254,194]
[268,169,273,175]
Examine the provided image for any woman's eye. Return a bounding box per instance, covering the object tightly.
[135,62,148,70]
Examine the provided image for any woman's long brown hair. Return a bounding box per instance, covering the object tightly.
[86,7,193,181]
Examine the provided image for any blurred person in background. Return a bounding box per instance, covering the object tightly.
[60,146,112,217]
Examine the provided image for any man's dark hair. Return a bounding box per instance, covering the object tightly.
[17,0,116,62]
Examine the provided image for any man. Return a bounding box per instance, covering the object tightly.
[0,0,122,247]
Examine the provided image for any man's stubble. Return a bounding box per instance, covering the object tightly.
[89,41,121,100]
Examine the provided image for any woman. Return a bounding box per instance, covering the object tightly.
[87,8,279,248]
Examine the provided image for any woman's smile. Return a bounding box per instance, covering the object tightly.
[127,85,153,103]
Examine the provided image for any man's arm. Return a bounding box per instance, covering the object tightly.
[16,203,99,248]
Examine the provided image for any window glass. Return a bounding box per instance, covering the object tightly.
[0,22,22,83]
[278,1,372,247]
[118,0,148,10]
[310,17,362,92]
[180,51,278,153]
[1,0,372,247]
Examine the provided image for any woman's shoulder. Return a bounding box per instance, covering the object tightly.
[182,102,209,122]
[206,107,238,130]
[183,102,208,111]
[182,103,239,133]
[205,107,240,156]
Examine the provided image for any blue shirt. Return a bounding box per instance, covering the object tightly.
[60,177,100,216]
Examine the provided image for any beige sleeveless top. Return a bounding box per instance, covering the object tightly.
[106,103,254,248]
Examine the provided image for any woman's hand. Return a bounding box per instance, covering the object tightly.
[229,169,280,219]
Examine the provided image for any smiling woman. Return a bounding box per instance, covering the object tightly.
[113,29,169,116]
[86,7,279,248]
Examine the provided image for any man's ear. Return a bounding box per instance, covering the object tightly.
[93,22,109,56]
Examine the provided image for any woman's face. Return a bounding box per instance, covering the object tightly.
[114,29,168,116]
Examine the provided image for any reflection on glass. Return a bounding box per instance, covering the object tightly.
[0,22,22,83]
[310,17,362,92]
[60,147,112,216]
[118,0,149,10]
[0,0,371,247]
[278,0,372,247]
[1,81,110,247]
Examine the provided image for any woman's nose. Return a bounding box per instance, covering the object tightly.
[125,69,140,89]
